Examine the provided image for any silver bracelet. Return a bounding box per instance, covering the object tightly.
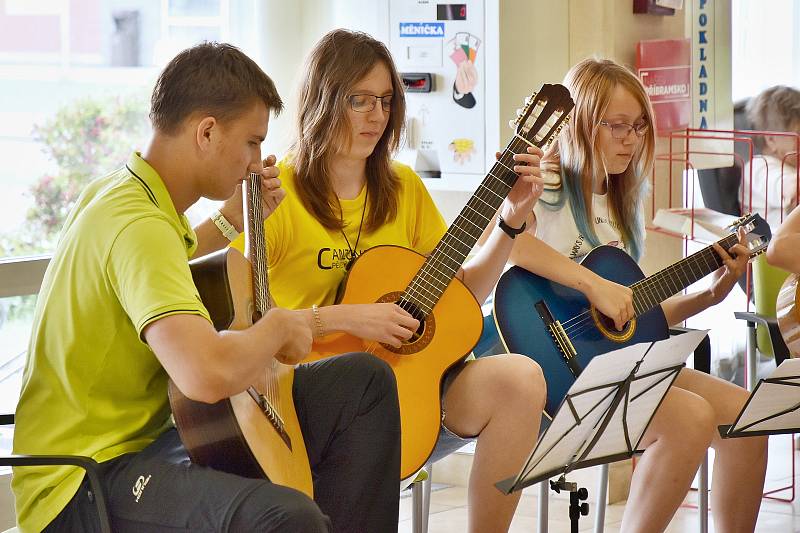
[210,210,240,242]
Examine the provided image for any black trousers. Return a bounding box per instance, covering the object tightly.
[45,353,401,533]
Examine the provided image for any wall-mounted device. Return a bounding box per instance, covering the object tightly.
[401,72,434,93]
[391,0,485,187]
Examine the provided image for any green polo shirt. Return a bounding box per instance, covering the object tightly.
[12,152,211,532]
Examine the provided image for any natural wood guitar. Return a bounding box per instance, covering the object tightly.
[168,174,312,497]
[776,273,800,357]
[307,85,575,479]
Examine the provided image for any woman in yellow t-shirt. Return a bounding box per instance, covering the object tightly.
[229,29,546,532]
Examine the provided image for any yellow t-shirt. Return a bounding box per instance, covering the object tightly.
[231,159,448,309]
[12,153,211,533]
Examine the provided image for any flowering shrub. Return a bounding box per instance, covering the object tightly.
[0,94,149,255]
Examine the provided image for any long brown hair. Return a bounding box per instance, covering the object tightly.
[541,58,655,260]
[291,29,406,232]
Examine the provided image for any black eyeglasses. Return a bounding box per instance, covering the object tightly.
[599,120,649,140]
[348,94,393,113]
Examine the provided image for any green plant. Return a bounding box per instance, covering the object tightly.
[0,94,150,256]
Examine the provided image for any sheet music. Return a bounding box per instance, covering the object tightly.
[727,359,800,434]
[498,330,708,493]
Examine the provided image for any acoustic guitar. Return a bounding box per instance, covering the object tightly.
[168,173,313,496]
[493,213,771,417]
[306,84,575,479]
[776,273,800,357]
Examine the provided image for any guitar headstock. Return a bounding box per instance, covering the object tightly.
[727,213,772,258]
[510,83,574,149]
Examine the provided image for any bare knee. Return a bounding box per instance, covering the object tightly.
[651,390,716,452]
[491,353,547,410]
[677,396,715,450]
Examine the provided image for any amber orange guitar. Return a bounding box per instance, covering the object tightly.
[306,85,574,479]
[777,274,800,357]
[168,173,312,497]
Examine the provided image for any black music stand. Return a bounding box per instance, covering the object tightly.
[496,330,709,532]
[719,358,800,439]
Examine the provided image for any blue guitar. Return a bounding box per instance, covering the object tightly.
[492,213,771,417]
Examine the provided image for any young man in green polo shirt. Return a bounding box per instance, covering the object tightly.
[12,43,401,533]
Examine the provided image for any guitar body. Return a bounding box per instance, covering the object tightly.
[308,245,482,479]
[776,273,800,357]
[494,246,669,417]
[169,247,313,497]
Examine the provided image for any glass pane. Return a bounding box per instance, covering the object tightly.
[168,0,221,18]
[0,92,151,259]
[0,295,36,417]
[168,25,222,49]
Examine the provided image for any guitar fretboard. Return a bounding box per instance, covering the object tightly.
[399,134,531,319]
[630,232,739,316]
[245,173,271,316]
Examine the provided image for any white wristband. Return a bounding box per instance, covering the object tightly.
[211,210,240,242]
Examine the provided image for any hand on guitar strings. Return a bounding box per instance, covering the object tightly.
[269,307,314,365]
[219,154,286,231]
[334,303,420,350]
[708,227,750,306]
[584,276,635,331]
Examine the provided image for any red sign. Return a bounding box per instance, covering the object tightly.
[636,39,691,133]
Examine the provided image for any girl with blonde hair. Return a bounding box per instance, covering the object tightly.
[483,58,768,532]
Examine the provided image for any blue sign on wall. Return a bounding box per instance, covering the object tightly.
[399,22,445,37]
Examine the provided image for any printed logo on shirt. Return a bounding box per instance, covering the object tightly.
[317,247,362,270]
[594,215,621,229]
[132,474,151,503]
[568,234,586,260]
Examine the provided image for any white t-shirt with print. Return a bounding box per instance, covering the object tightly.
[743,154,798,230]
[533,188,627,261]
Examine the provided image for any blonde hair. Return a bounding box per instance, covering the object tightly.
[541,58,656,260]
[290,29,406,232]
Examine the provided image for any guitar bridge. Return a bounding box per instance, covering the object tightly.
[535,301,582,377]
[247,387,293,451]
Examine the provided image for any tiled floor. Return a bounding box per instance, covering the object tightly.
[399,435,800,532]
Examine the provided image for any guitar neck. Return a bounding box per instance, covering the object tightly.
[630,232,739,316]
[400,137,531,319]
[244,173,271,317]
[395,83,573,319]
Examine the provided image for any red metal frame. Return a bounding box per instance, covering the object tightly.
[640,127,800,505]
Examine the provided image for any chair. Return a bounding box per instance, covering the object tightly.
[734,255,796,505]
[0,414,112,533]
[410,463,433,533]
[735,254,791,390]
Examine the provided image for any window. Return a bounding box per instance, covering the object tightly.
[731,0,800,101]
[0,0,257,414]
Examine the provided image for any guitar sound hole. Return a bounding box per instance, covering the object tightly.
[596,312,627,332]
[590,306,636,342]
[375,293,436,354]
[406,319,427,344]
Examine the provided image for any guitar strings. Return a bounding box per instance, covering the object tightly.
[406,104,568,311]
[402,121,549,316]
[249,173,282,419]
[557,235,738,339]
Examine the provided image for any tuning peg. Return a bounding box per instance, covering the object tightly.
[508,119,517,129]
